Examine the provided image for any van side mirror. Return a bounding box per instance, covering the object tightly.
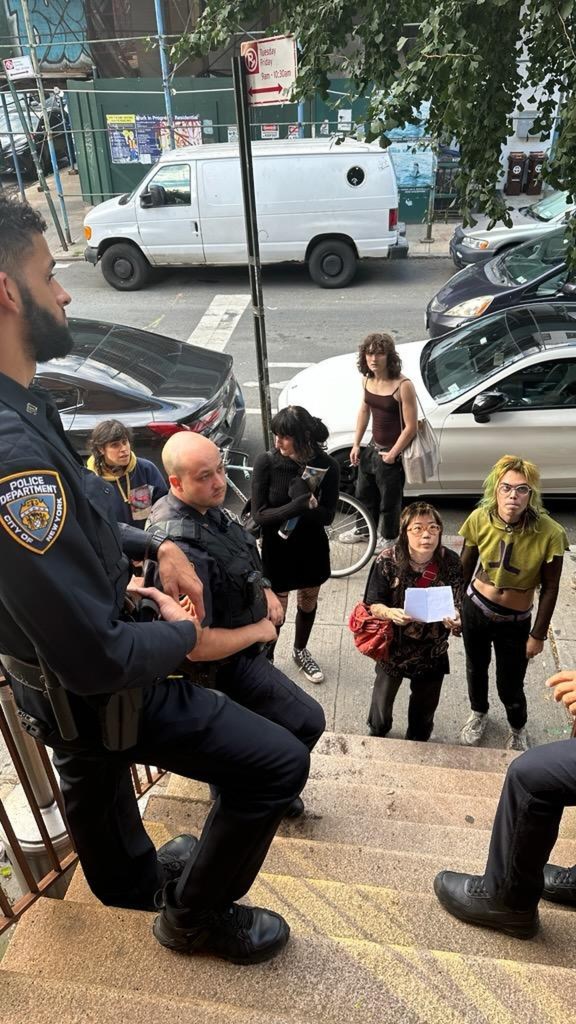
[140,186,164,209]
[140,191,153,209]
[472,390,507,423]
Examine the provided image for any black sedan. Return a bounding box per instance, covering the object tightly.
[33,318,245,464]
[427,226,574,337]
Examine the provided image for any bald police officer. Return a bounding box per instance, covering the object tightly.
[0,197,311,964]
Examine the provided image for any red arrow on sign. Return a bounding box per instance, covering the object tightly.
[249,84,283,96]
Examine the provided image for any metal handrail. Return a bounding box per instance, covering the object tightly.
[0,679,166,936]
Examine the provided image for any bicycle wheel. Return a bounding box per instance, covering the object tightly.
[327,493,377,578]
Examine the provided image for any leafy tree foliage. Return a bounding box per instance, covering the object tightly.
[173,0,576,259]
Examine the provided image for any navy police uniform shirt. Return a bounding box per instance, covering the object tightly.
[0,371,196,706]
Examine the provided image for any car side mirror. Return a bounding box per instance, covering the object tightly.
[472,390,507,423]
[560,280,576,296]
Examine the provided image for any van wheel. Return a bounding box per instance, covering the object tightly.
[308,240,357,288]
[100,243,151,291]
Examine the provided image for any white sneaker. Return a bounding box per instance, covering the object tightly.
[339,528,368,544]
[460,711,488,747]
[506,727,530,752]
[374,536,396,554]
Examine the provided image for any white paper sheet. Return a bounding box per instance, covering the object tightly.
[404,586,455,623]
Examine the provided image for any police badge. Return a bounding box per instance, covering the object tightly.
[0,470,67,554]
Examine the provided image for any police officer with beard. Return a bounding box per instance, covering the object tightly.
[0,197,313,965]
[147,432,326,818]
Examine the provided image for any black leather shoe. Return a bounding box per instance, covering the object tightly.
[542,863,576,905]
[284,796,305,819]
[153,882,290,964]
[157,834,198,885]
[434,871,539,939]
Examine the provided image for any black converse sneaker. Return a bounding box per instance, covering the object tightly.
[293,647,324,683]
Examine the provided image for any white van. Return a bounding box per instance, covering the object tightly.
[84,138,407,290]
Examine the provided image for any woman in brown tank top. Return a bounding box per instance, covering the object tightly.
[340,332,417,550]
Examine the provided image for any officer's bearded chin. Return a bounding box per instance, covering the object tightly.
[19,283,74,362]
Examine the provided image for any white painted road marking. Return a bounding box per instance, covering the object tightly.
[243,380,292,390]
[185,294,250,351]
[54,263,70,270]
[268,362,314,368]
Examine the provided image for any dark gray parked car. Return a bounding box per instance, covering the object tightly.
[33,318,245,464]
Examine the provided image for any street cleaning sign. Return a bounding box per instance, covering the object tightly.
[3,55,34,80]
[240,35,297,106]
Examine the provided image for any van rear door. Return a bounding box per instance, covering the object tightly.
[135,161,205,265]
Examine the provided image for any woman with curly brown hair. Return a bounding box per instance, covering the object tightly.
[363,502,463,741]
[340,332,417,552]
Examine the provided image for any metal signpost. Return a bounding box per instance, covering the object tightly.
[232,35,297,446]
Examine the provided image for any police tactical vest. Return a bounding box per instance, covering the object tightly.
[150,510,268,629]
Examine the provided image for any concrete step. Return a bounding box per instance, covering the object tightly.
[163,774,576,840]
[3,899,576,1023]
[144,791,576,865]
[0,970,305,1024]
[157,747,511,800]
[315,732,517,773]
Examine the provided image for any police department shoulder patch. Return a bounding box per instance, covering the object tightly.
[0,470,67,554]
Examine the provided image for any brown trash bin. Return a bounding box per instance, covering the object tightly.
[524,151,545,195]
[504,151,526,195]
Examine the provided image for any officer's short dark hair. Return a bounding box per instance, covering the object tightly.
[0,197,47,277]
[89,419,133,474]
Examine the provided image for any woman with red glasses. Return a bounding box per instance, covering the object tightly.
[459,454,568,752]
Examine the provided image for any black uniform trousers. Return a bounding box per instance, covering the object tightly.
[461,593,530,729]
[355,445,404,541]
[52,654,325,911]
[484,739,576,910]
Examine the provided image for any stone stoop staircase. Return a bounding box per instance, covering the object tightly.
[3,732,576,1024]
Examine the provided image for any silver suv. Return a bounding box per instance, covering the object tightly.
[450,191,574,268]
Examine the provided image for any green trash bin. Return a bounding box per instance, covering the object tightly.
[399,186,430,224]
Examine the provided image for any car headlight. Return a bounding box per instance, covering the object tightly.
[462,237,491,250]
[446,296,494,318]
[430,297,447,313]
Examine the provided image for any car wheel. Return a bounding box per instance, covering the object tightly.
[100,243,151,291]
[308,239,357,288]
[332,448,358,495]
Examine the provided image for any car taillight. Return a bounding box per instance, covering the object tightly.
[189,408,221,433]
[389,208,398,231]
[146,422,190,438]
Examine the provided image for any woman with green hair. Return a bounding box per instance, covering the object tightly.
[458,454,568,752]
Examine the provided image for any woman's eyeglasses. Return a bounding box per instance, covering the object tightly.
[497,483,532,497]
[407,524,441,535]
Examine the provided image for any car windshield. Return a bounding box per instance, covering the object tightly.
[497,228,568,286]
[422,308,543,403]
[525,191,569,222]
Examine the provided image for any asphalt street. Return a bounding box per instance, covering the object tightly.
[57,255,576,542]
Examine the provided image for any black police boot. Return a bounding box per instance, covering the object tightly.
[153,881,290,964]
[284,796,305,818]
[157,834,198,885]
[433,871,539,939]
[542,863,576,905]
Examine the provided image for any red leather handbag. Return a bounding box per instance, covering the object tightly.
[348,602,393,661]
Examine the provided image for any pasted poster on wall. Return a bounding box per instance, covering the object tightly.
[106,114,202,164]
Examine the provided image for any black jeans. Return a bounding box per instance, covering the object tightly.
[51,658,325,912]
[355,444,404,540]
[461,593,530,729]
[367,662,445,741]
[484,740,576,910]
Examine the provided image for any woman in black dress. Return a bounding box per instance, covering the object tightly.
[251,406,339,684]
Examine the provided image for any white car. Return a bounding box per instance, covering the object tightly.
[278,302,576,495]
[450,191,574,268]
